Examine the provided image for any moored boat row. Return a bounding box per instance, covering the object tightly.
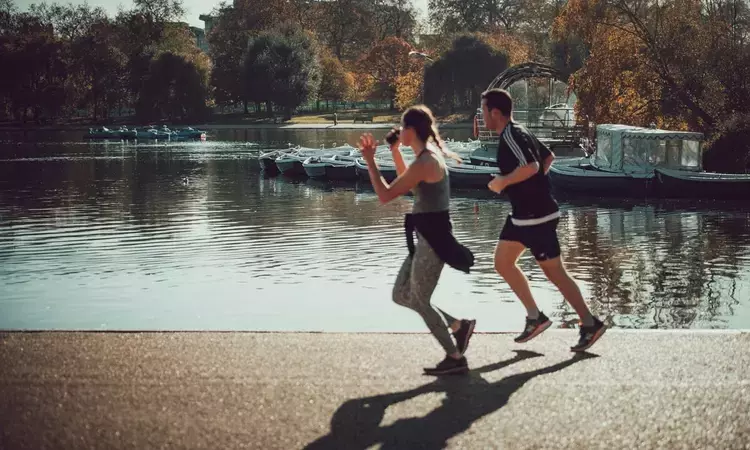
[256,123,750,200]
[258,142,501,189]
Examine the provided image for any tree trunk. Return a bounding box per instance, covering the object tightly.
[284,106,292,121]
[266,100,273,118]
[243,99,249,115]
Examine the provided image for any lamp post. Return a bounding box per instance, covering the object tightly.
[408,51,433,104]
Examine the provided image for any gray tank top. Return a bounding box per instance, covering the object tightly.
[412,150,450,214]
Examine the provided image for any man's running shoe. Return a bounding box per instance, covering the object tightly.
[571,317,607,352]
[514,312,552,343]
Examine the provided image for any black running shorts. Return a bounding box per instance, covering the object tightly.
[498,215,561,261]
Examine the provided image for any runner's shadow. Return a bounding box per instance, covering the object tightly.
[305,350,597,449]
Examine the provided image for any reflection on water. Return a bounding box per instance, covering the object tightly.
[1,140,749,331]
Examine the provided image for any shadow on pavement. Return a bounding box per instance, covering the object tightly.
[305,350,598,450]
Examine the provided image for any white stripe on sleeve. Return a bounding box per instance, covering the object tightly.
[503,129,528,166]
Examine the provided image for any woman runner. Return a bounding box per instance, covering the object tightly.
[358,105,477,375]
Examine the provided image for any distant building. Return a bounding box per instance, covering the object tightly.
[199,14,215,37]
[199,14,215,55]
[190,26,208,53]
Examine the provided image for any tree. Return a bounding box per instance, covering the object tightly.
[350,72,376,102]
[423,35,510,112]
[553,0,750,171]
[553,0,750,132]
[0,12,69,121]
[395,71,423,109]
[28,1,108,41]
[207,4,250,110]
[114,0,186,107]
[22,2,127,120]
[428,0,568,58]
[482,31,533,66]
[136,51,211,121]
[207,0,308,111]
[704,112,750,172]
[319,52,354,106]
[314,0,372,61]
[358,37,416,109]
[369,0,418,42]
[243,27,321,119]
[132,0,184,24]
[0,0,15,27]
[428,0,527,33]
[242,33,275,113]
[314,0,417,62]
[137,20,209,120]
[416,30,531,67]
[550,35,587,80]
[72,19,128,120]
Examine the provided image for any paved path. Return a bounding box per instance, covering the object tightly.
[1,331,748,449]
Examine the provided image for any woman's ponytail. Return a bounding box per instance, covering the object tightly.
[429,125,462,163]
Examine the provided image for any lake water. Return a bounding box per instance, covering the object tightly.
[1,128,750,331]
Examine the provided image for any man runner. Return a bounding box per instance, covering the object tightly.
[482,88,606,352]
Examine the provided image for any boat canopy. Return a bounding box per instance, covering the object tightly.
[594,124,705,173]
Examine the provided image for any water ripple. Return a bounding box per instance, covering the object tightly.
[1,142,750,331]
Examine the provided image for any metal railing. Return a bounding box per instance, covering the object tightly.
[476,107,585,147]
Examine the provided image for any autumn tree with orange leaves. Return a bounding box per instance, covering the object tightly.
[554,0,750,171]
[358,37,419,109]
[319,50,354,107]
[395,71,423,109]
[555,0,750,131]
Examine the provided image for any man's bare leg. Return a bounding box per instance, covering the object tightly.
[538,255,606,351]
[494,240,538,317]
[537,256,594,326]
[495,240,552,343]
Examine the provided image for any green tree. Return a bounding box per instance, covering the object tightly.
[207,0,306,112]
[319,52,353,107]
[136,51,211,121]
[550,35,587,81]
[207,4,252,111]
[427,0,525,33]
[0,12,69,122]
[23,2,126,120]
[427,0,565,58]
[242,33,275,115]
[368,0,418,43]
[72,19,128,120]
[114,0,185,107]
[314,0,373,61]
[243,27,321,119]
[314,0,417,62]
[28,1,107,40]
[423,35,510,112]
